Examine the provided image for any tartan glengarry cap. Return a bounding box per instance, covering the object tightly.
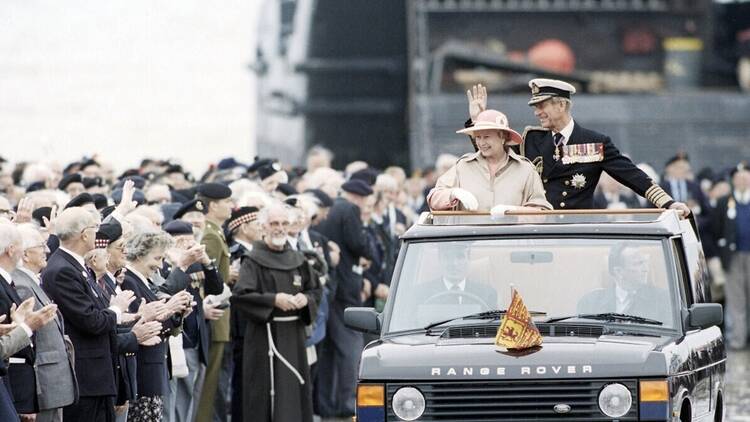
[96,221,123,249]
[227,206,260,232]
[197,183,232,200]
[341,179,373,196]
[527,78,577,105]
[164,220,194,236]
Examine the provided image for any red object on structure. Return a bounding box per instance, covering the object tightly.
[528,39,576,74]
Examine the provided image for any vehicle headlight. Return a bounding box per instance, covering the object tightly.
[598,383,633,418]
[392,386,425,421]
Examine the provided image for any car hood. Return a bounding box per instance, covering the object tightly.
[360,332,675,380]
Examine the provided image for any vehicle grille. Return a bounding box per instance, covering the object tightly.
[442,324,604,339]
[386,379,638,421]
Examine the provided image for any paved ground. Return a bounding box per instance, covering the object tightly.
[726,348,750,421]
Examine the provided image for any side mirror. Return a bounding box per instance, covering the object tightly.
[688,303,723,329]
[344,307,381,334]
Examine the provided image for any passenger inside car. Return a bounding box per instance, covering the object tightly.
[577,242,672,324]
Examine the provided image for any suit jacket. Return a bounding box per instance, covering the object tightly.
[158,264,222,364]
[315,198,373,307]
[41,248,118,398]
[99,273,139,405]
[416,278,498,309]
[522,122,664,210]
[712,194,750,270]
[0,273,37,413]
[576,284,671,323]
[202,220,231,343]
[121,269,181,397]
[11,269,77,411]
[0,326,30,422]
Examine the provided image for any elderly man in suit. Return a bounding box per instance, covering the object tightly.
[41,207,136,422]
[0,222,59,422]
[577,243,670,324]
[12,224,77,422]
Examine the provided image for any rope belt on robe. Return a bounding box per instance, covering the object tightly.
[266,315,305,420]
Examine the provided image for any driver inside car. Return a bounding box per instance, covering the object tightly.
[577,242,670,323]
[417,243,498,309]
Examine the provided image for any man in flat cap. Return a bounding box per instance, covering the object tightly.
[466,80,691,213]
[315,179,374,420]
[195,183,234,422]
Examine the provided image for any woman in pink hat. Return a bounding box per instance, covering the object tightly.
[427,109,552,213]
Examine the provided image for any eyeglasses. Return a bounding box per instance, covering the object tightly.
[81,224,100,234]
[25,242,47,250]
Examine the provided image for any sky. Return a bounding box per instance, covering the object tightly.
[0,1,261,176]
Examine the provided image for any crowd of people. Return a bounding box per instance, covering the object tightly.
[0,77,746,422]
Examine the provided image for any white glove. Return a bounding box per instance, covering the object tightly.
[451,188,479,211]
[490,204,517,216]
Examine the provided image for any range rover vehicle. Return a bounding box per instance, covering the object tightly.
[345,210,726,421]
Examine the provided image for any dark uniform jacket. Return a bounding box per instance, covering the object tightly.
[100,273,139,405]
[158,263,223,364]
[0,273,37,414]
[315,198,372,307]
[121,269,183,397]
[521,122,670,210]
[41,249,118,399]
[713,194,748,270]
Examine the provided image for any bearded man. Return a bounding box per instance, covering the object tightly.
[230,202,321,422]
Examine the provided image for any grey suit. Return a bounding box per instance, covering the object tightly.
[12,269,77,422]
[0,326,31,359]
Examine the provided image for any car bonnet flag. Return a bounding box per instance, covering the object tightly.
[495,288,543,350]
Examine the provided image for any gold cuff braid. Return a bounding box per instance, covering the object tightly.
[644,184,674,208]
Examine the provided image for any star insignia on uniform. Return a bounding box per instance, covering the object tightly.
[571,173,586,189]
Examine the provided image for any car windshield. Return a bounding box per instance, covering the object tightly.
[386,238,678,333]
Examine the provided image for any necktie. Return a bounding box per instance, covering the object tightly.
[553,133,564,161]
[450,284,462,305]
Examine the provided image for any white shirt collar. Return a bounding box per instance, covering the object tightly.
[17,267,41,285]
[287,236,299,250]
[59,246,87,270]
[0,267,12,285]
[443,278,466,292]
[553,118,575,145]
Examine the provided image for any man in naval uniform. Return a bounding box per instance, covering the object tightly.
[465,81,691,213]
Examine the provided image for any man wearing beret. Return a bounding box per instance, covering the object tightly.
[315,179,374,420]
[194,183,234,422]
[58,174,85,198]
[465,81,691,213]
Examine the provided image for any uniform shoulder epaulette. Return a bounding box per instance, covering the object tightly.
[522,125,549,138]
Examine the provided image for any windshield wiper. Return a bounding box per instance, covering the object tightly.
[544,312,663,326]
[424,309,547,331]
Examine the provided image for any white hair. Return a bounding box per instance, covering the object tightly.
[0,223,21,255]
[435,154,458,175]
[55,207,100,242]
[257,201,290,225]
[125,230,174,262]
[21,163,53,186]
[304,167,344,191]
[145,184,171,203]
[375,173,398,191]
[16,224,43,250]
[130,205,164,227]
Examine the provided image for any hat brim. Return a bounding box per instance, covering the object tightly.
[527,94,554,105]
[456,124,524,146]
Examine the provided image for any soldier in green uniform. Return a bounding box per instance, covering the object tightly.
[194,183,234,422]
[464,81,691,213]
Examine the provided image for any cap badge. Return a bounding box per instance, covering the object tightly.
[195,201,204,211]
[531,83,540,95]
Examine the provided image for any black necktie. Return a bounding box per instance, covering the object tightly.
[553,133,564,161]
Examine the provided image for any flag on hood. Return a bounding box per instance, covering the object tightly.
[495,288,543,350]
